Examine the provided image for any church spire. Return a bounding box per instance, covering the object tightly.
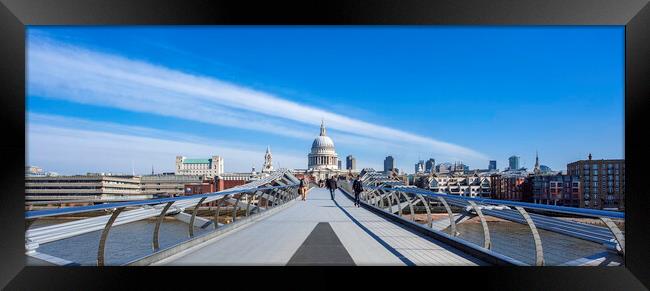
[320,119,327,136]
[534,151,541,174]
[263,145,273,173]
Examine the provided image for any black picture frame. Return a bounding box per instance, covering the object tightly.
[1,0,648,289]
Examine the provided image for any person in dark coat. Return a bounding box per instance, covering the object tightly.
[299,177,307,201]
[352,176,363,207]
[326,176,338,200]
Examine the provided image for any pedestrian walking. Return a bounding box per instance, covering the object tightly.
[299,177,307,201]
[326,176,338,200]
[352,175,363,207]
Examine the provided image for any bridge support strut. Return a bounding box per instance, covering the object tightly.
[153,202,174,251]
[515,206,544,266]
[97,207,125,266]
[468,201,491,250]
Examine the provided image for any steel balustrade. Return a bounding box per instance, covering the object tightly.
[97,207,125,266]
[152,202,174,251]
[349,169,625,266]
[25,169,303,266]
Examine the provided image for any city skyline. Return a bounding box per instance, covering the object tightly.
[27,27,624,174]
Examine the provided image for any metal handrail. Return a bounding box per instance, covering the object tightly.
[25,170,304,266]
[368,186,625,219]
[354,170,625,265]
[25,184,296,219]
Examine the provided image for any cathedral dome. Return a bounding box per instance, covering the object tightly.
[307,121,339,171]
[311,136,335,150]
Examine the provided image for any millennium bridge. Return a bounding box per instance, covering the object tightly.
[25,169,625,266]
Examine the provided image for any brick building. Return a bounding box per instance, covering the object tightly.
[567,154,624,210]
[530,173,581,207]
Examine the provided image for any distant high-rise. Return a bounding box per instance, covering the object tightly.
[436,162,452,174]
[489,160,497,171]
[338,160,342,170]
[425,158,435,173]
[508,155,520,170]
[384,156,395,173]
[414,160,425,173]
[346,155,356,170]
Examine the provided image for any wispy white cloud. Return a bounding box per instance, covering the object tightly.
[27,36,488,166]
[27,114,306,174]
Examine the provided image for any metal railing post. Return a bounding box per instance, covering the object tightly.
[390,191,402,216]
[398,192,415,221]
[468,201,491,250]
[153,202,174,251]
[214,194,230,228]
[436,197,458,236]
[231,194,243,222]
[416,194,433,228]
[245,193,255,217]
[515,206,544,266]
[600,217,625,255]
[189,197,207,238]
[97,207,125,266]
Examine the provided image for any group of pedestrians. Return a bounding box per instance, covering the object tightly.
[297,175,364,207]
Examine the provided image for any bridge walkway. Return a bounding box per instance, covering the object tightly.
[156,188,484,266]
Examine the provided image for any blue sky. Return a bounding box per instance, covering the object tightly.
[26,26,624,175]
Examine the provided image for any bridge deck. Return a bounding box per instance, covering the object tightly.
[156,188,484,266]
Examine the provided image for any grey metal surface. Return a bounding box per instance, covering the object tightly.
[437,197,458,237]
[515,206,544,266]
[286,222,355,266]
[468,201,491,250]
[355,169,624,266]
[97,207,124,266]
[153,201,174,251]
[600,217,625,255]
[160,188,480,266]
[189,197,207,238]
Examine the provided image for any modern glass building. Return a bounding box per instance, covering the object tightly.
[384,156,395,173]
[508,155,520,170]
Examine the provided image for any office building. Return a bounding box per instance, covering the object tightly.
[508,155,520,170]
[567,154,625,210]
[436,162,452,174]
[425,158,436,173]
[26,174,148,202]
[384,156,395,173]
[415,160,425,174]
[346,155,356,170]
[175,155,224,177]
[141,174,204,198]
[488,160,497,171]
